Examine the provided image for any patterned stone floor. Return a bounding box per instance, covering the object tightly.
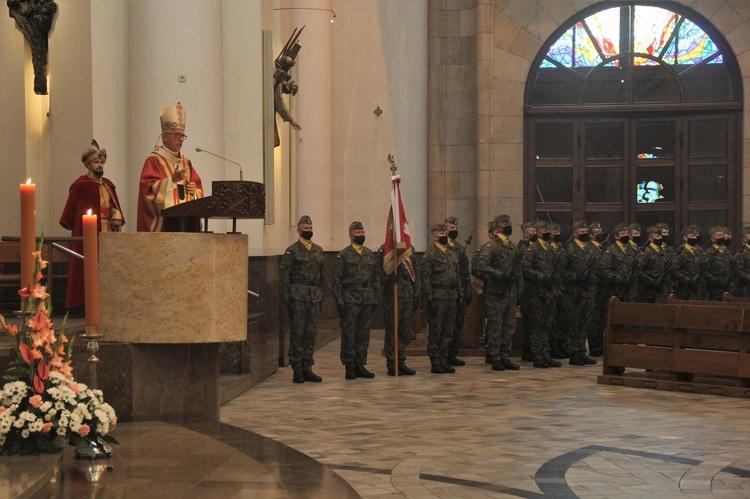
[222,330,750,498]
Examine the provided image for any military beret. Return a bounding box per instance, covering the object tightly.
[682,225,700,236]
[521,221,536,230]
[495,214,511,224]
[722,227,732,236]
[613,223,628,233]
[655,222,669,230]
[297,215,312,225]
[572,220,587,230]
[349,221,364,230]
[647,225,662,235]
[431,223,446,233]
[708,226,723,236]
[534,220,549,230]
[488,220,497,231]
[444,216,459,225]
[550,223,561,231]
[588,222,602,230]
[628,223,641,231]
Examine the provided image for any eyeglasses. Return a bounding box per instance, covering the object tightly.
[166,132,188,140]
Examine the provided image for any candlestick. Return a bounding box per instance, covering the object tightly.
[82,209,100,332]
[20,179,36,305]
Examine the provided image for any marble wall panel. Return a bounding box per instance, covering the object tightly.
[494,13,522,50]
[712,3,743,34]
[509,29,543,61]
[445,37,476,65]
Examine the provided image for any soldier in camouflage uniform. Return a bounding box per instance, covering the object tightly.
[473,221,497,364]
[548,222,568,359]
[474,215,523,372]
[703,226,735,301]
[626,223,643,302]
[421,224,460,374]
[558,221,598,366]
[599,223,637,303]
[333,221,380,380]
[637,226,673,303]
[520,221,562,368]
[518,221,538,361]
[655,222,673,255]
[280,215,326,383]
[444,216,471,367]
[671,225,705,300]
[734,227,750,297]
[379,245,419,376]
[585,222,608,357]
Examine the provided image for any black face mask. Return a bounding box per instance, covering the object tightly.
[577,233,589,242]
[595,232,607,243]
[619,236,630,245]
[552,234,561,242]
[353,235,366,245]
[653,237,663,244]
[631,235,642,244]
[447,230,458,240]
[300,231,313,240]
[541,232,551,241]
[715,237,726,246]
[438,235,449,245]
[686,237,698,247]
[502,225,513,236]
[723,238,732,247]
[529,234,538,243]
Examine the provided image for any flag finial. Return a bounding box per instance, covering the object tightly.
[388,154,397,175]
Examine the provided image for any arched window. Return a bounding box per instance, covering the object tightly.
[524,2,742,242]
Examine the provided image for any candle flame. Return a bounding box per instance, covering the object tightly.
[86,209,93,216]
[25,178,32,185]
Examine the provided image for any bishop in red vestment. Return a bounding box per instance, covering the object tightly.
[137,101,203,232]
[59,141,124,310]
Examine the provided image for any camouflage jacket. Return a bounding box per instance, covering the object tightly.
[421,243,459,301]
[474,235,523,297]
[333,245,380,305]
[279,240,326,303]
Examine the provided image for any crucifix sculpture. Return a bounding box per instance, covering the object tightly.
[8,0,58,95]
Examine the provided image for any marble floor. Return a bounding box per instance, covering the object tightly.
[221,331,750,498]
[24,329,750,498]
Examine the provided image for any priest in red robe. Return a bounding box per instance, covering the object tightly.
[137,101,203,232]
[59,141,124,310]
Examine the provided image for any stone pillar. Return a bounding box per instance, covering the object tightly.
[427,0,478,238]
[128,0,226,227]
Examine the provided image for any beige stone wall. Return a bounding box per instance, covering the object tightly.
[429,0,750,233]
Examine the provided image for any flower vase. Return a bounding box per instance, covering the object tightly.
[74,436,114,460]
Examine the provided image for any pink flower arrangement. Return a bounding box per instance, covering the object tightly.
[0,246,117,457]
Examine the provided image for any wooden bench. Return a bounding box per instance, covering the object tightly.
[598,296,750,398]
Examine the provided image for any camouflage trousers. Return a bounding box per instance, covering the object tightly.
[427,299,456,363]
[484,292,516,361]
[287,298,320,371]
[520,290,554,358]
[558,286,595,355]
[448,298,467,358]
[585,289,608,355]
[383,296,413,367]
[339,303,373,366]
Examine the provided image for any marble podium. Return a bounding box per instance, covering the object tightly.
[99,233,248,421]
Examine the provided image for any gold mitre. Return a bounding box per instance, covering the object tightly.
[160,101,186,132]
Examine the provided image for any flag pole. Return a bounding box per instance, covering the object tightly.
[389,156,399,378]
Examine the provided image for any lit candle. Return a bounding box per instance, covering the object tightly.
[19,178,36,294]
[82,209,100,332]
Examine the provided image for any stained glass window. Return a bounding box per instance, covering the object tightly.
[540,5,722,69]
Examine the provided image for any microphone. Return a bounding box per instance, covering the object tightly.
[195,147,243,181]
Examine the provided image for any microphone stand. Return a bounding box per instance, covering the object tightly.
[195,147,244,181]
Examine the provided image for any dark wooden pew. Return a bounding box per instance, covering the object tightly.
[598,296,750,398]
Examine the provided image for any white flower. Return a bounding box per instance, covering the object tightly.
[39,401,52,412]
[21,429,29,439]
[13,419,24,429]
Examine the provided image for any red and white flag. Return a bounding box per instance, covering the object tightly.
[383,175,415,280]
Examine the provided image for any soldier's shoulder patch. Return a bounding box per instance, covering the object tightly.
[605,250,611,254]
[284,250,291,255]
[526,247,532,252]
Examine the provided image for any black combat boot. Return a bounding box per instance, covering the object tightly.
[440,360,456,373]
[502,358,520,370]
[580,353,598,365]
[491,360,506,371]
[293,370,305,383]
[354,364,375,378]
[303,369,322,382]
[569,352,586,366]
[345,363,356,380]
[543,356,562,368]
[533,356,549,368]
[448,356,465,366]
[430,361,446,374]
[399,364,416,375]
